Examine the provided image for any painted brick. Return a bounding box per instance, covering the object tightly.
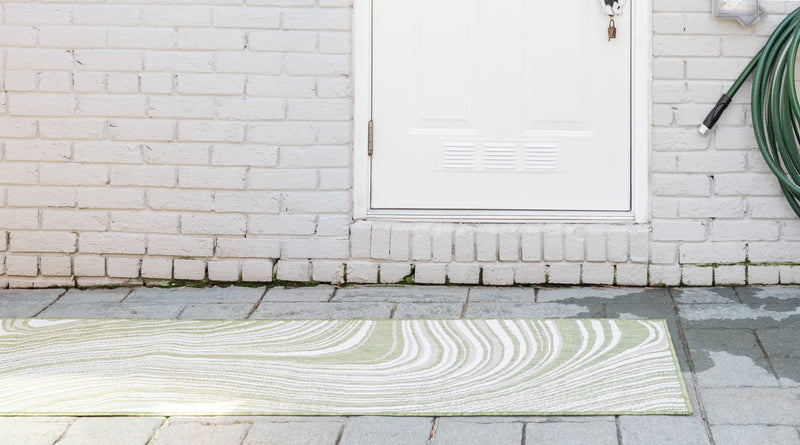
[447,263,480,285]
[498,230,520,262]
[6,256,38,277]
[74,255,106,277]
[582,263,615,285]
[40,256,72,277]
[107,257,141,279]
[141,258,173,280]
[208,260,240,282]
[312,260,345,284]
[241,260,274,282]
[349,222,372,259]
[476,228,498,262]
[682,266,714,286]
[748,265,780,285]
[345,261,378,284]
[10,231,76,254]
[514,263,547,284]
[454,226,476,263]
[411,227,433,261]
[649,265,681,287]
[217,238,280,259]
[714,265,747,286]
[174,259,206,281]
[431,227,453,263]
[275,260,309,282]
[482,264,515,286]
[414,264,446,285]
[389,227,410,261]
[379,263,411,284]
[543,230,563,262]
[616,264,649,286]
[547,263,581,285]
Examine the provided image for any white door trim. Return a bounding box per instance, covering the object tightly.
[352,0,651,224]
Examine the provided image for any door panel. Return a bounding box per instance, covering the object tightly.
[371,0,631,211]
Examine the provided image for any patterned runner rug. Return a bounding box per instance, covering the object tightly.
[0,318,692,416]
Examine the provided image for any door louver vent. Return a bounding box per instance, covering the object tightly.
[438,139,560,172]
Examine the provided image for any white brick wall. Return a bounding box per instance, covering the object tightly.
[1,0,799,288]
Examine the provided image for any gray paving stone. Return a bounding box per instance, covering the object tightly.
[702,388,800,425]
[243,420,343,445]
[333,286,467,303]
[432,419,522,445]
[678,303,800,328]
[249,302,394,319]
[393,303,463,319]
[538,287,671,304]
[0,289,64,305]
[525,420,618,445]
[262,286,335,302]
[468,287,535,303]
[618,416,711,445]
[672,287,740,304]
[757,327,800,358]
[178,303,254,319]
[59,288,133,303]
[37,303,185,319]
[0,303,49,318]
[685,329,779,388]
[126,286,266,304]
[339,417,433,445]
[0,417,73,445]
[605,303,678,319]
[736,286,800,304]
[710,425,800,445]
[57,417,163,445]
[151,421,249,445]
[772,359,800,387]
[464,302,604,319]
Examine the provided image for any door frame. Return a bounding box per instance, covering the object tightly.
[352,0,651,224]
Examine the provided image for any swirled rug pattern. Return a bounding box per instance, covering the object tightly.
[0,318,692,416]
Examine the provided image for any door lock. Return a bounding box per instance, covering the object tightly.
[601,0,626,41]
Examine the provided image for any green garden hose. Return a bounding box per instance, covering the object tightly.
[699,7,800,217]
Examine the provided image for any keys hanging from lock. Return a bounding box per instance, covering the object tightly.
[608,18,617,41]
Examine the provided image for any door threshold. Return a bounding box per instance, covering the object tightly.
[367,209,637,224]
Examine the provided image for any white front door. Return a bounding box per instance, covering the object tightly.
[370,0,631,211]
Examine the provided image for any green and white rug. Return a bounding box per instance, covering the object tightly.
[0,318,692,416]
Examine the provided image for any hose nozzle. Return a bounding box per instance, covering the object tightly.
[698,94,732,135]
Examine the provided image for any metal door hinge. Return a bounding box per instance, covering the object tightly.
[367,120,374,156]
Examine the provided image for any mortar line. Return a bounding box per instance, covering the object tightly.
[245,287,269,319]
[752,328,781,383]
[333,422,346,445]
[730,286,744,303]
[118,287,135,302]
[50,416,77,445]
[460,288,471,319]
[32,288,68,318]
[236,420,255,445]
[426,417,439,445]
[144,417,170,445]
[328,286,338,303]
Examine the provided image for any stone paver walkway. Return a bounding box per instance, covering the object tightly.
[0,285,799,445]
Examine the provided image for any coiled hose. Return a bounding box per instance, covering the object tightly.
[699,7,800,217]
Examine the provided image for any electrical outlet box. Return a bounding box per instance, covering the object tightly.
[714,0,759,27]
